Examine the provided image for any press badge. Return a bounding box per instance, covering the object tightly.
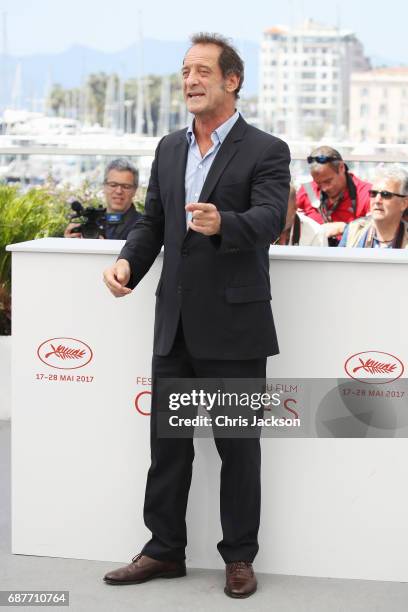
[106,213,123,225]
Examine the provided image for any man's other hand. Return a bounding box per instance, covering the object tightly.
[186,202,221,236]
[64,223,82,238]
[103,259,132,297]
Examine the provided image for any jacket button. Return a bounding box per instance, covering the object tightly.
[177,285,182,294]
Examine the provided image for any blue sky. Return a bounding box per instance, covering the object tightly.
[1,0,407,63]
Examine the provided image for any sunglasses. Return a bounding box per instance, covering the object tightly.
[307,155,342,164]
[369,190,408,200]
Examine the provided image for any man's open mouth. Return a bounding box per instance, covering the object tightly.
[187,93,205,98]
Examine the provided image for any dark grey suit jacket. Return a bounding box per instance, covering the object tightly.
[119,115,291,359]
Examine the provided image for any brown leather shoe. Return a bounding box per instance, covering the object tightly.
[224,561,257,598]
[103,553,186,585]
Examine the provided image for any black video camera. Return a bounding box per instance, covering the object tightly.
[68,201,106,239]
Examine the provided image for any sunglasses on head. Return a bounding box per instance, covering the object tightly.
[307,155,342,164]
[369,190,408,200]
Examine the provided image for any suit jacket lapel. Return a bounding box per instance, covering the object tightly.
[182,115,247,243]
[173,131,189,239]
[198,115,247,203]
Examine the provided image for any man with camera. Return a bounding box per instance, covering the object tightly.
[64,158,141,239]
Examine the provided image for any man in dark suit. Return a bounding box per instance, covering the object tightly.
[103,33,290,598]
[64,158,141,239]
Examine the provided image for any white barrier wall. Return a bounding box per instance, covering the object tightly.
[7,238,408,582]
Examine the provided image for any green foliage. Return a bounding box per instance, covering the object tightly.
[0,179,146,334]
[0,185,68,334]
[87,72,111,125]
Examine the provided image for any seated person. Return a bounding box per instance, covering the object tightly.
[64,158,141,239]
[339,164,408,248]
[276,185,328,246]
[296,146,371,245]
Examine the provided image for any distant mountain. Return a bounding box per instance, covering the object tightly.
[2,39,260,110]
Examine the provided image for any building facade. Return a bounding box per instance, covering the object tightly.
[259,19,370,140]
[350,68,408,144]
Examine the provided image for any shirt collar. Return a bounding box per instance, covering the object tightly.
[186,110,240,146]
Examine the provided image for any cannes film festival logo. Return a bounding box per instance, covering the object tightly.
[344,351,404,384]
[37,337,93,370]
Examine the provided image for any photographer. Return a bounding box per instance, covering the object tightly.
[296,146,371,245]
[64,158,141,239]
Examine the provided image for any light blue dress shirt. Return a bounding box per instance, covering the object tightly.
[185,110,240,226]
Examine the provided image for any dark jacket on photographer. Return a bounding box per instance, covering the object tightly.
[105,206,142,240]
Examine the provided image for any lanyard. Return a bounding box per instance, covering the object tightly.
[364,222,404,248]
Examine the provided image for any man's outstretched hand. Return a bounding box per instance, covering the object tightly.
[186,202,221,236]
[103,259,132,297]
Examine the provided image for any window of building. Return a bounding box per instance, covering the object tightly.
[301,84,316,92]
[379,104,388,116]
[300,97,317,104]
[361,88,368,97]
[360,104,369,117]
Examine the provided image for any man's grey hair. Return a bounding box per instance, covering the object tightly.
[188,32,244,99]
[104,158,139,186]
[373,163,408,196]
[308,145,344,174]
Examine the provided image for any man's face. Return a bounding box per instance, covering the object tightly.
[182,43,238,118]
[370,177,408,224]
[103,170,137,213]
[311,163,346,200]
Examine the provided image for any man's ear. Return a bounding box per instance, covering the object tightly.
[338,161,346,176]
[225,73,240,94]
